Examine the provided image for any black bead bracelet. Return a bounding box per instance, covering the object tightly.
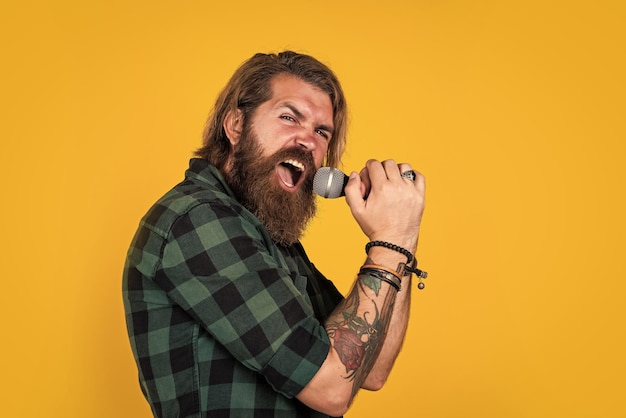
[365,240,429,289]
[365,240,414,264]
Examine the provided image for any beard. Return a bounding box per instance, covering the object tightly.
[224,126,318,246]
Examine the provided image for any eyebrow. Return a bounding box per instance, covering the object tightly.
[281,102,334,136]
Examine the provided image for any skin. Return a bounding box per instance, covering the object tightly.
[224,74,426,417]
[299,159,424,416]
[223,73,333,192]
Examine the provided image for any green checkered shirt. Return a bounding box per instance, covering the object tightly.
[123,159,343,418]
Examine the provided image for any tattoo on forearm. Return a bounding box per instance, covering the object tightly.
[326,265,397,399]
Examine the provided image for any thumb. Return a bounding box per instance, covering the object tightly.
[343,171,364,207]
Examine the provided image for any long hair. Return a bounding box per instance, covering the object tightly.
[195,51,347,169]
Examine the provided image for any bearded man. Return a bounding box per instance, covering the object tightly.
[123,51,426,418]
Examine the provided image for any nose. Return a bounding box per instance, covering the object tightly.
[295,130,319,152]
[296,132,328,168]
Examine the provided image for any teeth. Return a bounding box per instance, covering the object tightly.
[283,159,304,171]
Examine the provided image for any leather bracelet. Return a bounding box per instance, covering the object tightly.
[366,241,429,289]
[359,267,401,291]
[396,257,427,278]
[361,263,403,282]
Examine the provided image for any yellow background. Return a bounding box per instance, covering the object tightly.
[1,1,624,417]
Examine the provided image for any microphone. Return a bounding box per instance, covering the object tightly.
[313,167,349,198]
[313,166,417,199]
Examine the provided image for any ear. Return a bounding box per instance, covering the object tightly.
[223,108,243,146]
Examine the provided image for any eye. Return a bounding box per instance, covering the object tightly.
[280,115,296,122]
[315,129,330,140]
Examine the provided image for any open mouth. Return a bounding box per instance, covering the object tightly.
[276,159,305,190]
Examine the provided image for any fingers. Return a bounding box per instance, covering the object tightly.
[367,159,423,187]
[345,159,425,203]
[397,162,414,180]
[397,162,425,194]
[343,171,362,204]
[343,164,373,202]
[359,166,371,198]
[346,159,425,248]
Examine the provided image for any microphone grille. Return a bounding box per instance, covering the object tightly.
[313,167,347,198]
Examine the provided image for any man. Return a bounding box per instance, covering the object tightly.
[123,51,426,418]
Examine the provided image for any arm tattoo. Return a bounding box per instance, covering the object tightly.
[326,258,397,399]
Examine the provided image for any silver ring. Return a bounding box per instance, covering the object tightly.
[401,170,416,181]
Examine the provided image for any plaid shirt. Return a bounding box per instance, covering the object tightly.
[123,159,344,418]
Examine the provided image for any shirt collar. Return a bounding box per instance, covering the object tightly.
[186,158,236,198]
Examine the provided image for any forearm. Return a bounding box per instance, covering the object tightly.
[357,243,414,389]
[326,269,399,396]
[297,271,397,415]
[297,247,412,415]
[297,160,425,415]
[361,272,411,390]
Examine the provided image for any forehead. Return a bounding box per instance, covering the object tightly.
[266,74,334,120]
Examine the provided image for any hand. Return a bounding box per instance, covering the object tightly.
[344,159,425,252]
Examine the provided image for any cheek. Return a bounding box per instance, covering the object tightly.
[313,142,328,168]
[314,146,327,168]
[256,133,282,157]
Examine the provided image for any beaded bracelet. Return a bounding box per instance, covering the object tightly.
[366,240,414,264]
[365,240,429,289]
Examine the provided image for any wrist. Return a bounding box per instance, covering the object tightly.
[365,246,408,267]
[367,234,417,254]
[366,240,415,264]
[365,240,428,289]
